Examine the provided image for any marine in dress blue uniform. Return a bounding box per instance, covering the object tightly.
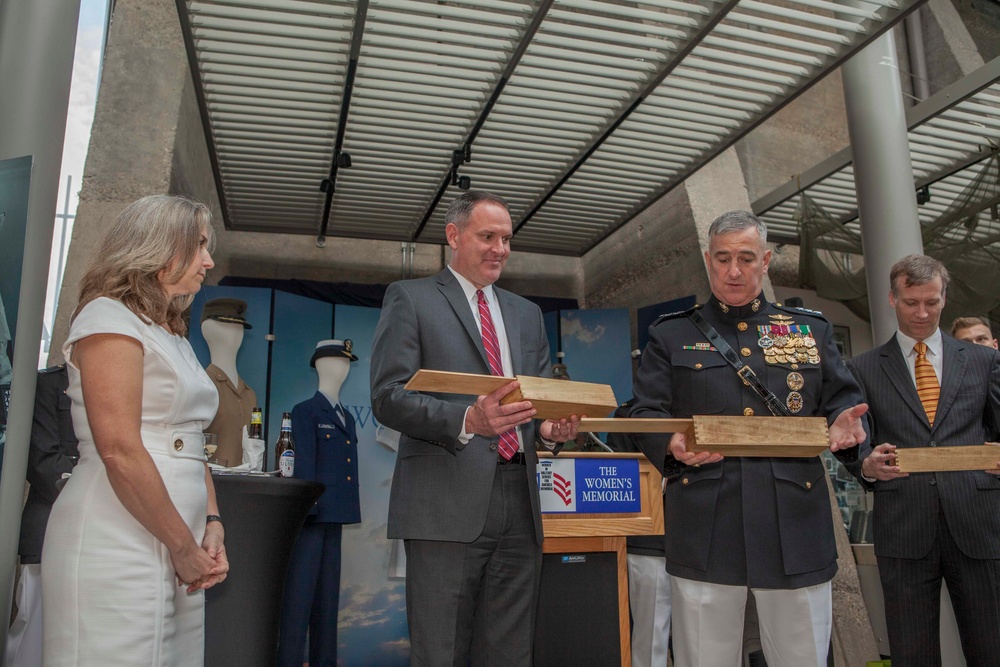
[277,341,361,667]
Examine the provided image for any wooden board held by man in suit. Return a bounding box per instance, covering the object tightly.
[848,254,1000,667]
[370,190,581,667]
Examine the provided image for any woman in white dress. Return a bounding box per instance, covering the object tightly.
[42,195,229,666]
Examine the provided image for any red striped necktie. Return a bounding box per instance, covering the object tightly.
[914,341,940,426]
[477,289,518,460]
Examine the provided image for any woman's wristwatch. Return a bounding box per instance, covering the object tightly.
[206,514,223,525]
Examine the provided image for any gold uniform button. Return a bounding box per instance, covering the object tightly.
[347,476,352,481]
[346,440,351,444]
[740,347,751,357]
[682,478,689,485]
[738,322,748,332]
[695,363,703,369]
[174,438,184,451]
[743,408,754,416]
[326,434,331,439]
[347,458,351,463]
[806,481,812,489]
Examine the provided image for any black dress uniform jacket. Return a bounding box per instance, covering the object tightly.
[630,294,869,588]
[18,366,79,563]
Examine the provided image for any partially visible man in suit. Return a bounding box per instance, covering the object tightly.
[370,190,580,666]
[950,315,998,349]
[6,366,79,667]
[849,254,1000,667]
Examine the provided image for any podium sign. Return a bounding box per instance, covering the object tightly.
[538,457,641,513]
[535,453,663,667]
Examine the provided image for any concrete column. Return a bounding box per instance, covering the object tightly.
[49,0,192,362]
[0,0,81,649]
[842,33,923,344]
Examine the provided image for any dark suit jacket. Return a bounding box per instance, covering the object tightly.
[630,297,868,588]
[18,366,79,563]
[370,269,551,544]
[291,391,361,524]
[848,333,1000,560]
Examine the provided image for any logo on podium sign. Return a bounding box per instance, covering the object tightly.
[538,458,641,514]
[538,459,576,512]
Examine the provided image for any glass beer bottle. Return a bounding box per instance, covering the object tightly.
[274,412,295,477]
[249,406,263,440]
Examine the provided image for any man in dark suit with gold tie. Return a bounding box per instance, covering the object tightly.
[848,254,1000,667]
[370,190,580,666]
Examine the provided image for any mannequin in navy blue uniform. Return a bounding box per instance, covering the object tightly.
[277,339,361,667]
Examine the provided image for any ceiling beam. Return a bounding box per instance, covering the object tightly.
[409,0,555,242]
[316,0,368,244]
[510,0,742,238]
[176,0,234,229]
[751,53,1000,221]
[577,0,931,257]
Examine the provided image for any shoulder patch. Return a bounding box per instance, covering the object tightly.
[652,304,702,327]
[773,303,829,322]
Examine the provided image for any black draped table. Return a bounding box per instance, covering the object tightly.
[205,474,324,667]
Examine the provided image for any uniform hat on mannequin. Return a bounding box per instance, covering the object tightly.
[201,298,252,329]
[310,339,358,366]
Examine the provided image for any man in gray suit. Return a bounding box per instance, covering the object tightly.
[370,190,580,666]
[849,254,1000,667]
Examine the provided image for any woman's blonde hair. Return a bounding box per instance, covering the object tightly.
[74,195,216,336]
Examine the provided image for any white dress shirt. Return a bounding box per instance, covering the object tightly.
[896,327,944,388]
[448,266,524,451]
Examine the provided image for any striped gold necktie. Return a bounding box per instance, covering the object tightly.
[914,341,940,426]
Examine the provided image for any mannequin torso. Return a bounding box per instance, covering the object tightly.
[202,318,255,466]
[202,319,243,387]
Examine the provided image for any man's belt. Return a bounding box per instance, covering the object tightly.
[688,310,791,417]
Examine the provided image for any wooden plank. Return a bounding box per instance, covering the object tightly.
[404,369,619,420]
[688,415,829,458]
[404,369,512,396]
[579,418,693,433]
[895,444,1000,473]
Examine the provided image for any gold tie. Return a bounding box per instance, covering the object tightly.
[914,341,940,426]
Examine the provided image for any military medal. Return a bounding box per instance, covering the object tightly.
[757,325,775,349]
[786,391,803,413]
[786,372,804,391]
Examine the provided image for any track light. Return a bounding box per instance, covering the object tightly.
[336,151,352,168]
[916,185,931,206]
[319,178,332,192]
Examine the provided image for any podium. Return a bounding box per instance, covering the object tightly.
[534,452,663,667]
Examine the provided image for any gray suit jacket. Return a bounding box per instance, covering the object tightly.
[848,334,1000,559]
[370,269,551,544]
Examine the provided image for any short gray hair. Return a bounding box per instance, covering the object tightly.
[890,254,949,296]
[444,190,510,230]
[707,210,768,245]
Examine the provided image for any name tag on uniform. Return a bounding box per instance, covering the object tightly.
[318,423,338,429]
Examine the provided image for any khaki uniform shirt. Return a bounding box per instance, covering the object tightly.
[205,364,257,467]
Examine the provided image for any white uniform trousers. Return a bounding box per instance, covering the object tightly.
[627,554,672,667]
[670,576,832,667]
[6,564,43,667]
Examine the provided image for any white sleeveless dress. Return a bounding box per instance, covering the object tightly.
[42,297,219,666]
